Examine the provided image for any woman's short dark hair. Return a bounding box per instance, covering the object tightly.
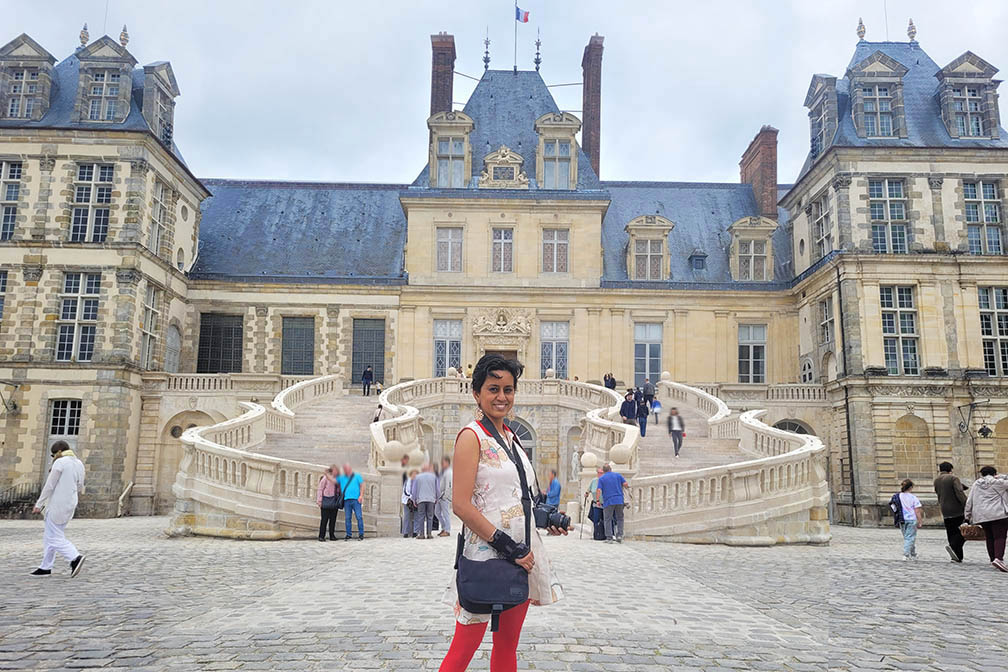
[50,440,70,456]
[900,478,914,492]
[472,353,524,392]
[980,465,998,477]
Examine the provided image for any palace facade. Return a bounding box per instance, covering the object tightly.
[1,21,1007,525]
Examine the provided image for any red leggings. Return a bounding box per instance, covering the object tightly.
[439,600,530,672]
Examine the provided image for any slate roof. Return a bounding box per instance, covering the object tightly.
[600,182,793,287]
[0,50,188,166]
[191,179,408,284]
[408,69,603,194]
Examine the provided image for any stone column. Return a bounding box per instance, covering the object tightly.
[928,176,947,248]
[253,305,268,373]
[111,268,141,365]
[832,173,854,251]
[32,155,56,241]
[326,305,341,377]
[122,159,149,245]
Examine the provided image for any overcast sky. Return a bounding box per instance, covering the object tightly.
[9,1,1008,185]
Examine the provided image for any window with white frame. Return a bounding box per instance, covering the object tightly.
[738,324,767,383]
[71,163,113,242]
[57,272,100,362]
[819,298,834,345]
[435,227,462,272]
[964,180,1002,255]
[862,84,895,136]
[436,137,466,188]
[0,270,7,319]
[149,180,167,253]
[1,160,22,240]
[542,139,571,189]
[492,228,513,273]
[953,86,984,137]
[155,88,173,144]
[869,178,908,254]
[634,239,663,280]
[979,287,1008,376]
[540,321,569,378]
[800,359,814,383]
[86,69,121,121]
[433,319,462,377]
[881,286,919,375]
[50,399,82,437]
[810,100,828,157]
[5,68,39,119]
[634,323,662,387]
[813,192,832,260]
[139,284,160,370]
[738,240,767,281]
[542,228,569,273]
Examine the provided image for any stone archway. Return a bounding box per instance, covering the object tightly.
[892,414,933,488]
[773,419,816,436]
[156,410,216,513]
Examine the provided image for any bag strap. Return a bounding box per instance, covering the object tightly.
[480,421,532,548]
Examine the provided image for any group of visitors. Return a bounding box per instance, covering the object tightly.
[402,456,454,538]
[616,382,686,456]
[314,463,366,541]
[893,461,1008,572]
[585,463,630,542]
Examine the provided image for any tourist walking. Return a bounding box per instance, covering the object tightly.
[636,396,650,437]
[437,456,453,537]
[440,354,566,672]
[964,465,1008,572]
[316,466,342,541]
[340,463,365,540]
[667,408,686,458]
[545,469,562,511]
[596,463,629,543]
[413,463,438,539]
[31,441,86,577]
[603,373,616,390]
[619,391,636,425]
[894,479,923,560]
[586,466,606,541]
[933,462,968,563]
[402,469,418,537]
[361,365,374,396]
[642,378,655,410]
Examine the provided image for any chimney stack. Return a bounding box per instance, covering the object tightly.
[740,125,779,219]
[581,34,604,178]
[430,33,456,116]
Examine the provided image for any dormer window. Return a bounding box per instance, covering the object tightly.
[936,52,1002,140]
[729,216,778,282]
[810,99,828,155]
[155,87,173,143]
[804,74,838,159]
[738,240,767,280]
[427,110,474,189]
[535,112,581,191]
[862,85,894,136]
[87,70,121,121]
[624,214,674,281]
[542,140,571,189]
[437,137,466,188]
[847,50,908,140]
[954,86,984,136]
[688,251,707,271]
[6,68,39,118]
[0,34,56,121]
[478,145,528,189]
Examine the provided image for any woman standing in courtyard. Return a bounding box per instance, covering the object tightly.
[439,354,566,672]
[964,465,1008,572]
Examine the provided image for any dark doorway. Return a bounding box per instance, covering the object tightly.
[352,318,385,386]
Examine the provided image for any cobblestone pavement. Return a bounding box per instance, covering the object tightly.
[1,516,1006,671]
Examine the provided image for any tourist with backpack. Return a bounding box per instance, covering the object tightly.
[890,479,923,560]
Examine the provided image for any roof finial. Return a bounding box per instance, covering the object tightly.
[907,18,917,41]
[79,23,89,47]
[534,29,541,72]
[856,17,865,41]
[483,28,491,71]
[120,24,129,48]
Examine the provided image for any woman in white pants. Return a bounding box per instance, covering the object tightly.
[31,441,86,577]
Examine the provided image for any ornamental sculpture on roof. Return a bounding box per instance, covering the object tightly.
[478,145,529,189]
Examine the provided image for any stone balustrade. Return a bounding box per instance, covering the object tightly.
[684,382,828,405]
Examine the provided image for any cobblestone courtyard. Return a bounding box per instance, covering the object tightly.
[0,516,1005,671]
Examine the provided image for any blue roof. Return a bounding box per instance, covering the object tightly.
[191,179,408,283]
[410,69,602,194]
[600,181,793,284]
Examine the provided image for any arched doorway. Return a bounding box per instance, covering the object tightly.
[156,410,215,513]
[773,419,815,435]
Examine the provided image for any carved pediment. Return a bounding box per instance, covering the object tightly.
[144,61,180,96]
[478,145,529,189]
[535,111,582,133]
[0,34,56,64]
[847,50,908,79]
[937,51,1000,82]
[79,35,137,67]
[804,74,836,108]
[427,110,474,132]
[472,307,533,336]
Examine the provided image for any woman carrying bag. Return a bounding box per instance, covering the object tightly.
[316,466,341,541]
[964,465,1008,572]
[439,354,567,672]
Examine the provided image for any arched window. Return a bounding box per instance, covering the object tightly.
[505,417,536,464]
[165,325,182,373]
[800,359,814,383]
[773,420,814,435]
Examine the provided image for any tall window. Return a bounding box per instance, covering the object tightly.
[738,324,767,383]
[540,321,569,378]
[542,228,569,273]
[86,69,121,121]
[812,192,832,260]
[492,228,513,273]
[1,160,22,240]
[435,227,462,272]
[164,325,181,374]
[542,139,571,189]
[953,86,984,137]
[819,298,834,345]
[810,100,828,156]
[869,178,908,254]
[800,359,814,383]
[71,163,113,243]
[149,180,167,254]
[57,272,100,362]
[50,400,82,437]
[739,240,767,281]
[862,85,895,136]
[881,286,919,375]
[0,270,7,319]
[436,137,466,188]
[155,88,173,144]
[433,319,462,377]
[281,317,315,375]
[633,323,662,387]
[979,287,1008,376]
[5,68,39,119]
[139,285,160,370]
[634,239,663,280]
[964,180,1002,255]
[196,313,244,373]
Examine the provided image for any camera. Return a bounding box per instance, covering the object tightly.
[533,500,570,531]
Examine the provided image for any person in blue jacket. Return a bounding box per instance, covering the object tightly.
[545,469,562,511]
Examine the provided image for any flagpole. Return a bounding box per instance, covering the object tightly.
[513,1,518,72]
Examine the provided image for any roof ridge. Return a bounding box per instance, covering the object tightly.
[201,178,409,190]
[601,180,751,189]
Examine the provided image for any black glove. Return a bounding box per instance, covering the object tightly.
[488,529,530,562]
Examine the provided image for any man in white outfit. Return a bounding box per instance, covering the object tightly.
[31,441,86,577]
[436,455,453,537]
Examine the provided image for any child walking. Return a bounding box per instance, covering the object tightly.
[898,479,924,560]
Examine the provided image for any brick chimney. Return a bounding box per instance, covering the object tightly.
[430,33,456,116]
[581,34,604,178]
[740,125,779,219]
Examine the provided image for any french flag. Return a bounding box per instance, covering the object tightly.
[515,6,529,22]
